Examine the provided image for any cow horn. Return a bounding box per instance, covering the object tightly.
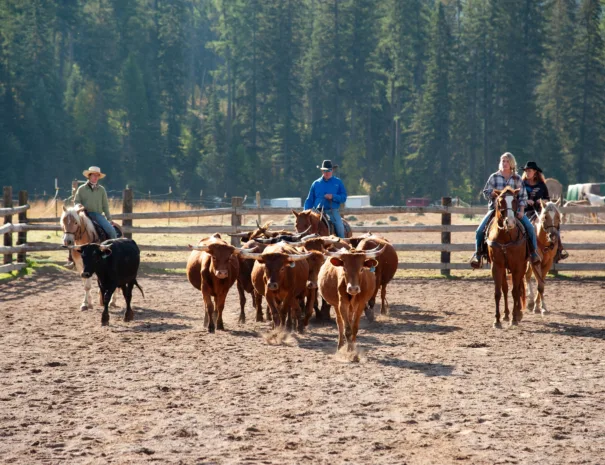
[229,232,250,237]
[325,249,346,258]
[363,244,386,259]
[322,237,341,244]
[284,241,303,246]
[301,233,320,242]
[287,253,312,262]
[99,244,111,251]
[188,244,210,251]
[236,246,259,255]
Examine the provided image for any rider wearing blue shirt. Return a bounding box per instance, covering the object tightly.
[304,160,347,237]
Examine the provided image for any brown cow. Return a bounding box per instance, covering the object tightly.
[318,246,385,352]
[355,234,399,319]
[235,240,268,323]
[249,243,311,332]
[186,233,256,333]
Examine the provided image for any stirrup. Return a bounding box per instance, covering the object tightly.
[469,253,482,269]
[559,250,569,260]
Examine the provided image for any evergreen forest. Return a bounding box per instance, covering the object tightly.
[1,0,605,204]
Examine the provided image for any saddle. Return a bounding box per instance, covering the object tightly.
[78,207,123,242]
[316,208,351,237]
[481,215,529,263]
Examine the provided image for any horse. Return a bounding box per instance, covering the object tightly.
[291,209,352,238]
[525,200,560,314]
[60,205,121,311]
[485,187,528,328]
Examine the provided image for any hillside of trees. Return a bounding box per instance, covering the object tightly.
[1,0,604,204]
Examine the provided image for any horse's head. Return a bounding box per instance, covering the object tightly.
[60,205,81,247]
[538,199,561,244]
[292,209,320,234]
[494,187,519,231]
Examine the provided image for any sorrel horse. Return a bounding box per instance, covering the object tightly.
[291,209,352,238]
[486,187,527,328]
[61,205,120,311]
[525,200,561,314]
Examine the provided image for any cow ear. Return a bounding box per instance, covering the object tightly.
[330,257,343,267]
[364,259,378,269]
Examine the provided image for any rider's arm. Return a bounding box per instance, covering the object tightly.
[482,175,496,200]
[101,187,112,221]
[303,181,316,210]
[332,179,347,204]
[517,177,528,208]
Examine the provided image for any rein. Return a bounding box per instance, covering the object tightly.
[486,223,526,272]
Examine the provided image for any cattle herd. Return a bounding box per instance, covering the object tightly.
[72,222,399,356]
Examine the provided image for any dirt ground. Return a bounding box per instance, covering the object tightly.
[1,266,605,465]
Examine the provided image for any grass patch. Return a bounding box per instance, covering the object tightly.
[346,215,358,221]
[389,216,398,222]
[0,259,65,283]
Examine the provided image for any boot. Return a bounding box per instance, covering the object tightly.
[529,242,541,264]
[557,234,568,261]
[469,252,482,269]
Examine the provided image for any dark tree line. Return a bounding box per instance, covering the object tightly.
[1,0,604,203]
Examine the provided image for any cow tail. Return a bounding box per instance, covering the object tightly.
[134,280,145,299]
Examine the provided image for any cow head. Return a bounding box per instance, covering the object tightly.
[245,244,311,291]
[73,243,112,279]
[304,250,326,290]
[189,235,257,279]
[326,246,385,296]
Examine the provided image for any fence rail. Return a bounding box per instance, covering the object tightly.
[3,186,605,275]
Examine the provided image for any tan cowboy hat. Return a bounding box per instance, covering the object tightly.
[82,166,106,179]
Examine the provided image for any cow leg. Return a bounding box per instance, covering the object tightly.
[313,294,320,320]
[304,289,315,326]
[254,290,264,322]
[334,306,346,350]
[292,297,305,334]
[351,303,364,347]
[380,284,388,315]
[202,286,215,333]
[266,293,281,328]
[236,280,246,324]
[215,291,228,331]
[101,285,116,326]
[81,276,93,311]
[367,270,380,311]
[123,283,134,322]
[338,301,353,351]
[319,298,332,322]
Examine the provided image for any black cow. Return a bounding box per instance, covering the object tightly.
[75,238,144,326]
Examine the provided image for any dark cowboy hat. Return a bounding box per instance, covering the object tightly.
[317,160,339,171]
[522,161,542,172]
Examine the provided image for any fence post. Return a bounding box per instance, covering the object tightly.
[256,191,261,226]
[17,190,28,263]
[231,196,244,246]
[3,186,13,265]
[441,196,452,277]
[122,187,133,240]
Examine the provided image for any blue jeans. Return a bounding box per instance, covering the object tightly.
[475,210,537,253]
[88,212,117,239]
[327,208,345,238]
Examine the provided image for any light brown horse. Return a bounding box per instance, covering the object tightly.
[486,187,527,328]
[61,205,119,311]
[292,209,352,238]
[525,200,560,314]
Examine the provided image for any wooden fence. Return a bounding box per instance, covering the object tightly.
[2,186,605,276]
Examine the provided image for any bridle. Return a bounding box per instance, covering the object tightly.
[495,192,518,232]
[538,206,560,250]
[62,212,87,245]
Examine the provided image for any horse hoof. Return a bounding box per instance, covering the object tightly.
[493,322,502,329]
[509,321,519,327]
[80,305,88,311]
[503,316,510,322]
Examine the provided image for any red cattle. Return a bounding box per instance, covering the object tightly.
[186,233,256,333]
[354,234,399,319]
[235,240,268,323]
[318,246,385,352]
[248,243,311,332]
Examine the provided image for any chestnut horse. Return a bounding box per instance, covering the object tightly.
[291,209,352,238]
[486,187,527,328]
[61,205,120,311]
[525,200,560,314]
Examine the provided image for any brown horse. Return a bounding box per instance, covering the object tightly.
[292,209,352,238]
[486,187,527,328]
[525,200,560,314]
[61,205,120,311]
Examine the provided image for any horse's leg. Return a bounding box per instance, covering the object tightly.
[510,270,524,326]
[492,267,503,329]
[536,262,547,314]
[502,272,510,322]
[525,264,536,313]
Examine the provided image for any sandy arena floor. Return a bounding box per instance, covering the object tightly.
[1,266,605,464]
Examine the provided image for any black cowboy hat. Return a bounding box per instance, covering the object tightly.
[317,159,339,171]
[522,161,542,172]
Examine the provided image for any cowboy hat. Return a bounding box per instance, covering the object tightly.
[82,166,106,179]
[522,161,542,173]
[317,160,339,171]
